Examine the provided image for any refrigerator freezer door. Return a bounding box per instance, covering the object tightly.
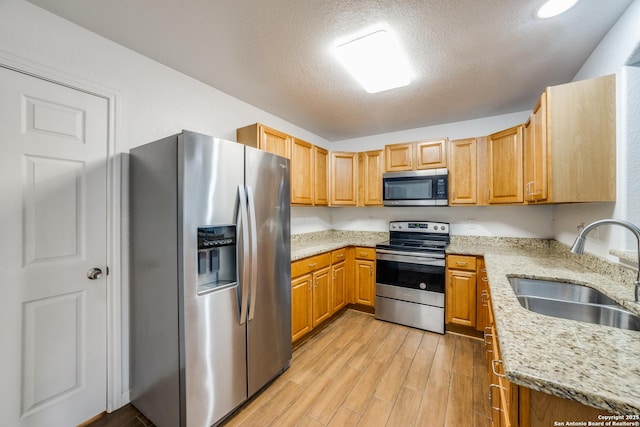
[244,147,292,397]
[180,132,248,426]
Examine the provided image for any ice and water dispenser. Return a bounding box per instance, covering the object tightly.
[197,225,237,294]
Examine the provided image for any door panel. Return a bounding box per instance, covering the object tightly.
[245,147,291,397]
[0,66,108,426]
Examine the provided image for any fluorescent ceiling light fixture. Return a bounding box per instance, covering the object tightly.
[334,25,412,94]
[537,0,579,18]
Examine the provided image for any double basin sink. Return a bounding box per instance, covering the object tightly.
[508,277,640,331]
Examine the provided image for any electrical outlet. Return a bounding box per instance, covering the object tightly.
[467,218,476,230]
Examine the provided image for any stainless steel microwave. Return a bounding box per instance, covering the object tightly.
[382,168,448,206]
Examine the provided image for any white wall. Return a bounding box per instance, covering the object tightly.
[553,0,640,259]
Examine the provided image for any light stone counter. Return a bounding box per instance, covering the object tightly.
[448,237,640,415]
[291,230,388,261]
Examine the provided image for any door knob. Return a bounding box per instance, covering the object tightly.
[87,268,103,280]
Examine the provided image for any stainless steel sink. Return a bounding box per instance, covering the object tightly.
[508,277,640,331]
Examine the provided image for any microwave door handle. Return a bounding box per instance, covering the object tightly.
[237,185,250,325]
[246,185,258,321]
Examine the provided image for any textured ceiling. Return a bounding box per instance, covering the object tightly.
[26,0,633,141]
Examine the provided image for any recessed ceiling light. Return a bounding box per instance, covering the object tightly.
[537,0,579,18]
[333,25,412,94]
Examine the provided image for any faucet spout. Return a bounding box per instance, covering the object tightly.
[570,219,640,302]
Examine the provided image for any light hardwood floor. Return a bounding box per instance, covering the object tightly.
[221,309,492,427]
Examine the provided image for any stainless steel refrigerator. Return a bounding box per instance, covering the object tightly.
[129,130,291,427]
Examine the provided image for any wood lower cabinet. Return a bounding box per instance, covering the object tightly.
[482,273,614,427]
[487,125,524,204]
[312,266,331,326]
[331,249,347,313]
[291,274,313,342]
[354,247,376,307]
[446,254,477,327]
[476,258,490,332]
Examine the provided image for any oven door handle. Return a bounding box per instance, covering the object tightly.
[376,252,445,267]
[375,249,445,259]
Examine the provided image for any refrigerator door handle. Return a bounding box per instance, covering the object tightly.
[237,185,250,325]
[246,185,258,321]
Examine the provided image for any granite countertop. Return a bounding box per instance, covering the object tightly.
[448,238,640,415]
[291,230,388,261]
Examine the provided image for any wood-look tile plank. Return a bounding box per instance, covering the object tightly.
[226,380,302,427]
[427,333,456,385]
[347,331,387,371]
[342,360,388,414]
[386,386,423,427]
[269,375,333,427]
[374,325,408,365]
[452,334,475,377]
[306,365,360,424]
[472,339,491,419]
[374,354,412,402]
[415,377,449,427]
[356,396,393,427]
[444,371,474,427]
[403,347,435,392]
[397,328,424,359]
[323,339,363,379]
[327,407,361,427]
[296,416,324,427]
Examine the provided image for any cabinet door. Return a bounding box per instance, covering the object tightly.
[312,267,331,327]
[260,125,291,159]
[524,93,548,202]
[291,274,312,342]
[330,152,357,205]
[384,142,413,171]
[291,138,314,205]
[355,260,375,306]
[487,126,523,204]
[314,146,329,206]
[416,139,447,169]
[359,150,384,206]
[449,138,478,205]
[446,269,477,327]
[332,262,346,313]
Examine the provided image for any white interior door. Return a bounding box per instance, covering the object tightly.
[0,66,109,427]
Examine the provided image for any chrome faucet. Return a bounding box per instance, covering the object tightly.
[570,219,640,302]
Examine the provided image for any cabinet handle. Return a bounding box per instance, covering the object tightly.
[456,261,468,266]
[481,268,487,273]
[482,277,488,282]
[526,181,534,196]
[360,252,368,257]
[481,290,488,306]
[309,262,317,268]
[337,254,344,259]
[491,359,506,378]
[489,384,504,411]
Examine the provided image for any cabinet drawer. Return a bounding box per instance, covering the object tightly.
[291,252,331,278]
[448,254,477,271]
[355,247,376,260]
[331,248,346,264]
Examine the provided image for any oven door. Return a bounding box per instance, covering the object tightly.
[375,252,445,294]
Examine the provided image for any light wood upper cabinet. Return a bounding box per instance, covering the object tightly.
[416,139,447,169]
[291,138,314,205]
[358,150,384,206]
[449,138,478,205]
[384,142,413,171]
[236,123,291,159]
[487,125,524,204]
[314,146,329,206]
[385,139,448,171]
[523,94,548,203]
[330,151,358,205]
[526,74,616,203]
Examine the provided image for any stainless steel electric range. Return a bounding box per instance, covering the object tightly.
[375,221,450,333]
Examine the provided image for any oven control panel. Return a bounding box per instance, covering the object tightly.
[389,221,449,234]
